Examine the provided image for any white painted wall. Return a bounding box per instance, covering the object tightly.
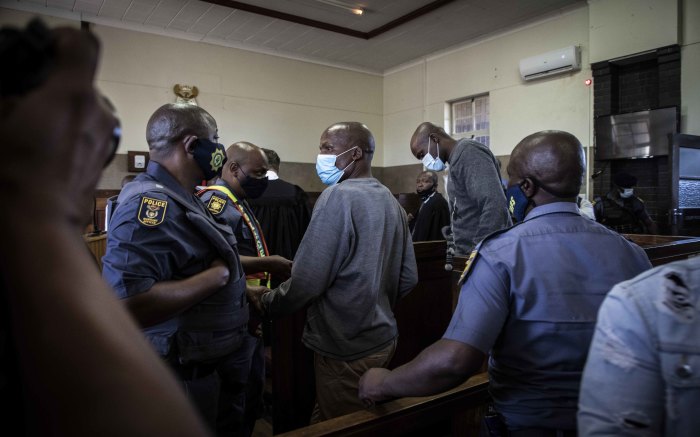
[588,0,679,63]
[0,7,384,165]
[383,6,592,167]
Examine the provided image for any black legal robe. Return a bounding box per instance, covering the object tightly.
[410,192,451,242]
[248,178,311,286]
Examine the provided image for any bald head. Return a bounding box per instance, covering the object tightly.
[323,122,375,155]
[409,122,455,162]
[222,141,269,196]
[146,103,216,156]
[318,122,375,182]
[508,130,585,198]
[226,141,266,167]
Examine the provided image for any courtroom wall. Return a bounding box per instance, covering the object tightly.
[0,7,384,190]
[382,0,698,195]
[3,1,698,194]
[382,6,592,169]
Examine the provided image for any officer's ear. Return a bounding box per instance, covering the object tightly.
[520,177,537,198]
[183,135,198,154]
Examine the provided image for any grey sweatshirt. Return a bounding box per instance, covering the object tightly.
[262,178,418,360]
[447,138,512,255]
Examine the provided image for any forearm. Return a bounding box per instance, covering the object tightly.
[124,265,229,328]
[1,218,209,436]
[262,277,316,318]
[378,339,482,398]
[240,255,266,275]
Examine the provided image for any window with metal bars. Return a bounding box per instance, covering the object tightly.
[450,94,490,147]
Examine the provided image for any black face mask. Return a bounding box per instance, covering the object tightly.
[237,166,268,199]
[193,138,226,180]
[416,186,435,200]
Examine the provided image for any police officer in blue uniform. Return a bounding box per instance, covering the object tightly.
[196,141,293,429]
[102,103,262,436]
[359,130,653,436]
[197,141,293,285]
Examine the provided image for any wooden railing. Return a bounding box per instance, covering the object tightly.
[84,233,107,272]
[272,234,700,435]
[278,373,490,437]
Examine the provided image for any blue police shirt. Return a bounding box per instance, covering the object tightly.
[198,179,257,258]
[102,161,224,353]
[443,202,652,431]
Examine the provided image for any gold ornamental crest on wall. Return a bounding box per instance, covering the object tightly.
[173,84,199,105]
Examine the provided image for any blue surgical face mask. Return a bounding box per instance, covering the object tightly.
[620,188,634,198]
[422,137,446,172]
[316,146,358,186]
[505,182,530,223]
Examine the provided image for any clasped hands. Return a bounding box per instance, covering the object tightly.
[246,285,270,316]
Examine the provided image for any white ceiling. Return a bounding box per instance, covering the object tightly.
[3,0,586,73]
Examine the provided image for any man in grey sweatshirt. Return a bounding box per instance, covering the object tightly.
[249,122,418,422]
[410,122,511,256]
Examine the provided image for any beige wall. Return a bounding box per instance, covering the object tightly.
[94,24,383,164]
[2,1,699,191]
[0,7,384,190]
[382,6,592,168]
[588,0,680,63]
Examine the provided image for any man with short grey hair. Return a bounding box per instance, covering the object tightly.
[249,122,418,422]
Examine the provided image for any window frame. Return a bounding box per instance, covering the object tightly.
[448,94,490,147]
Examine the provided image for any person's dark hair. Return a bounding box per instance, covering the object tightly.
[262,148,280,169]
[613,172,637,188]
[146,104,215,155]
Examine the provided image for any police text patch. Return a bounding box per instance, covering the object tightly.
[138,197,168,226]
[207,195,227,215]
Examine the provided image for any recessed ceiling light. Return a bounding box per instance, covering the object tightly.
[315,0,364,16]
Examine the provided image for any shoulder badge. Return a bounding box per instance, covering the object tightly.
[456,224,516,286]
[138,196,168,226]
[207,194,228,215]
[457,249,479,286]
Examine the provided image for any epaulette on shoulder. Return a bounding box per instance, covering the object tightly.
[457,225,513,286]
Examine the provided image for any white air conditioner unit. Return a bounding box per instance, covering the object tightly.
[519,45,581,81]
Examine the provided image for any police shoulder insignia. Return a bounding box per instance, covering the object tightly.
[457,249,479,286]
[207,194,228,215]
[138,196,168,226]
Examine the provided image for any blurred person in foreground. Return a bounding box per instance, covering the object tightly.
[0,20,209,436]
